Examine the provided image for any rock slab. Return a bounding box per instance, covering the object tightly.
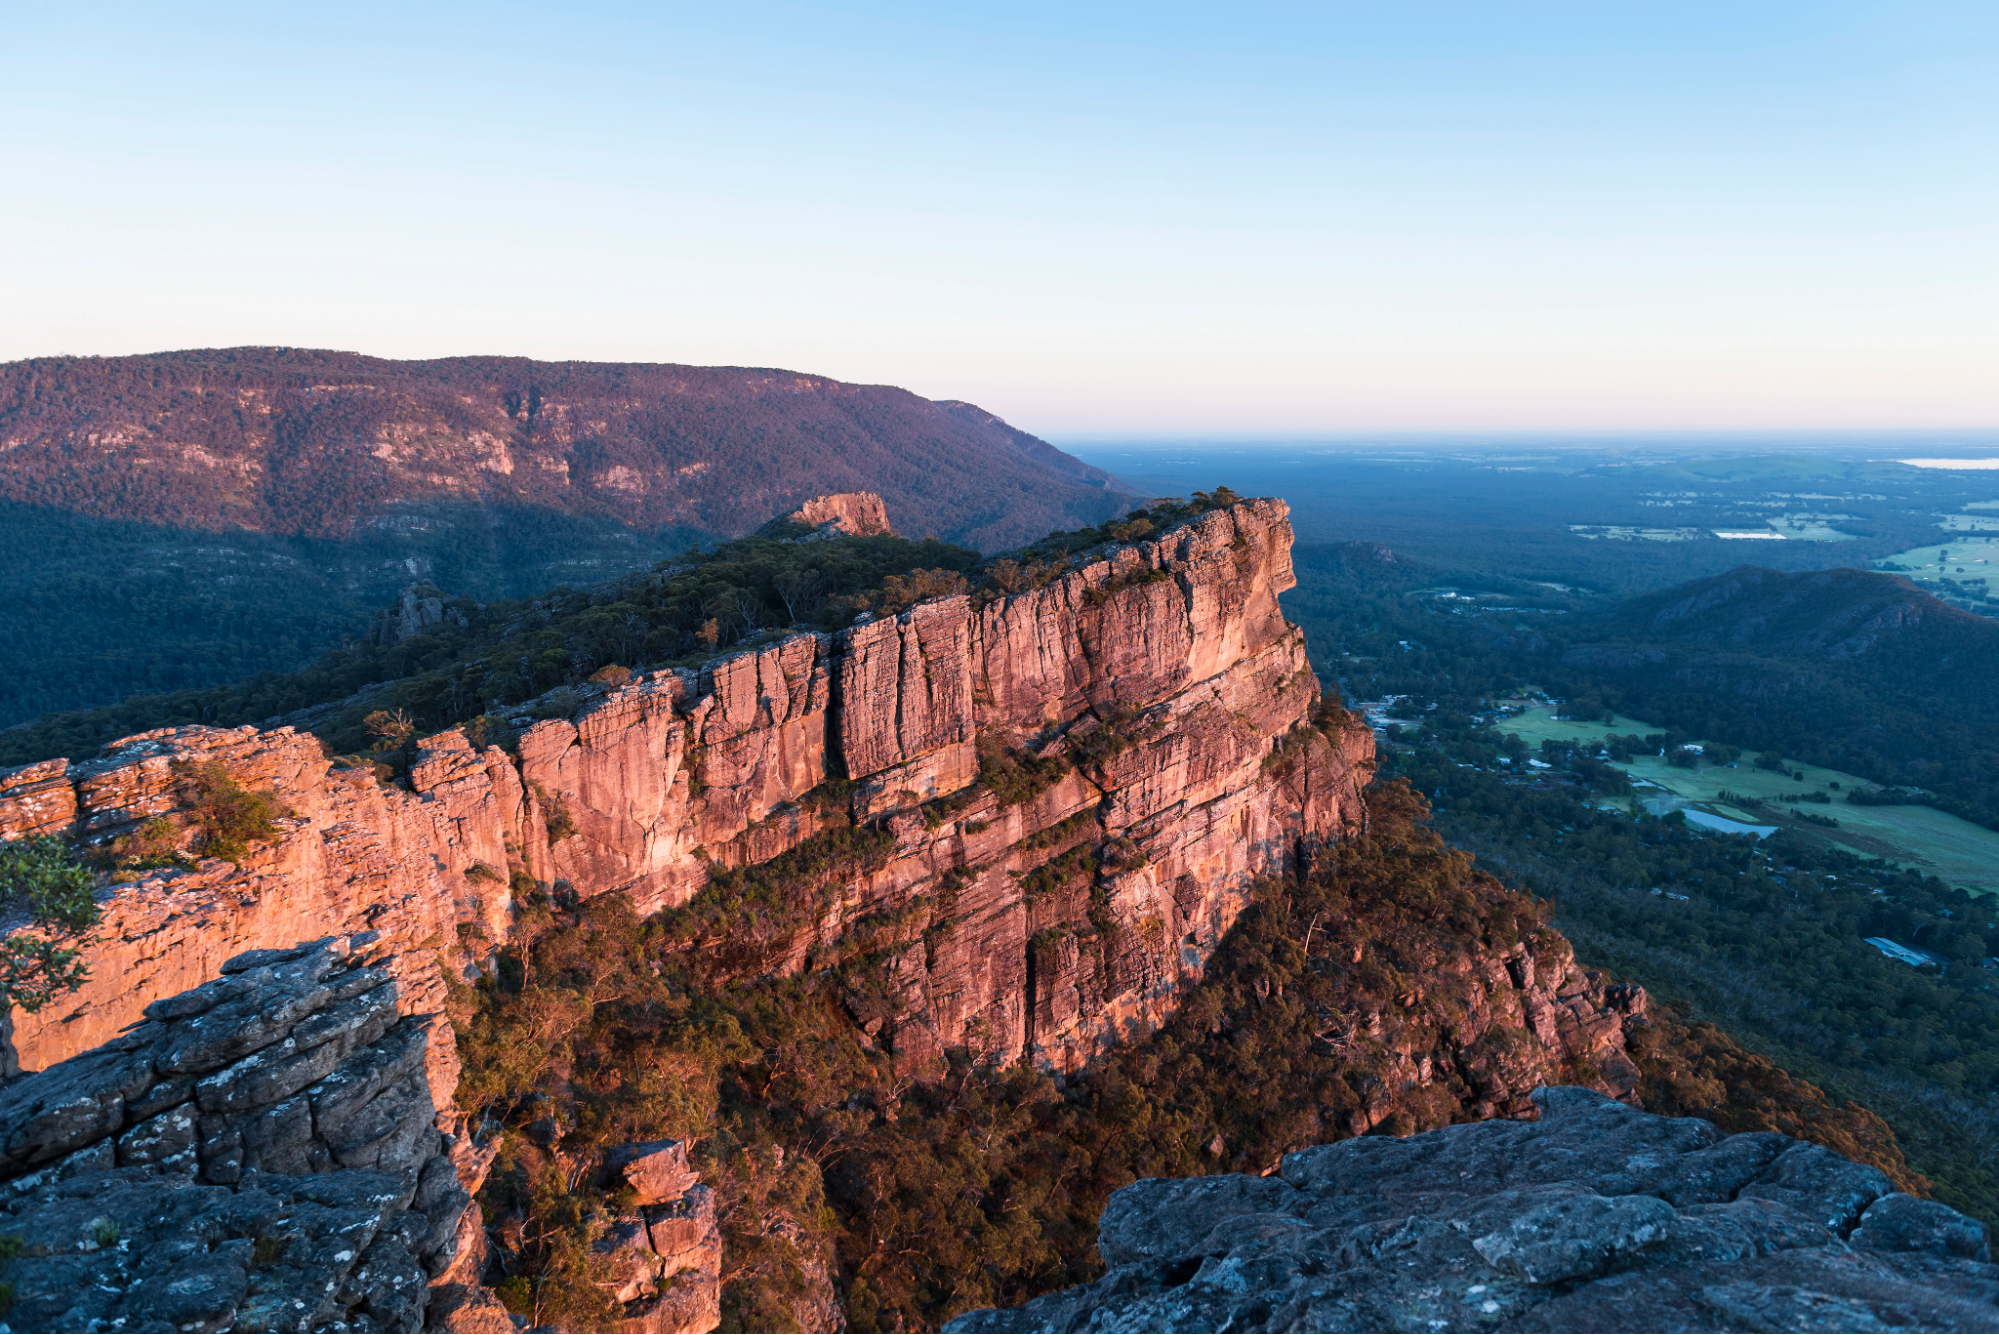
[946,1086,1999,1334]
[0,939,492,1333]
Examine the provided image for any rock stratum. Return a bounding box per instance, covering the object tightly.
[948,1086,1997,1334]
[2,497,1370,1078]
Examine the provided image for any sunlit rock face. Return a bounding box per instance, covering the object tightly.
[3,499,1371,1079]
[947,1086,1999,1335]
[778,489,894,537]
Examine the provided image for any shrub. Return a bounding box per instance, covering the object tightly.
[1063,705,1155,773]
[107,815,185,872]
[976,733,1071,807]
[170,760,287,863]
[863,568,970,617]
[1082,565,1171,608]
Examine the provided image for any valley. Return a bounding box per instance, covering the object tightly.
[6,425,1999,1331]
[1494,702,1999,894]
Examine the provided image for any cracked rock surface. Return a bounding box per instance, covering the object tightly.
[0,939,481,1332]
[946,1086,1998,1334]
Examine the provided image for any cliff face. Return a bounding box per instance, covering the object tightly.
[2,498,1371,1079]
[947,1086,1996,1334]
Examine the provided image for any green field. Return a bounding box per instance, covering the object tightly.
[1875,535,1999,580]
[1496,705,1999,894]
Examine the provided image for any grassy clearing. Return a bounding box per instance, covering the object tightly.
[1495,706,1999,895]
[1874,536,1999,579]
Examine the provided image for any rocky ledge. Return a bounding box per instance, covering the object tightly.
[947,1087,1996,1334]
[0,939,495,1333]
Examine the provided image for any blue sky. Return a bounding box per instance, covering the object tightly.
[2,2,1993,433]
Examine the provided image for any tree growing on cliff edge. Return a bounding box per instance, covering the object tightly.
[0,837,99,1014]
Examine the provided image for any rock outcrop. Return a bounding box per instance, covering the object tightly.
[772,490,894,537]
[3,498,1372,1080]
[947,1086,1998,1334]
[369,582,471,646]
[0,939,489,1333]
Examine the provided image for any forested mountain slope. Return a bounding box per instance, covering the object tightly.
[1556,566,1999,828]
[0,349,1132,727]
[0,348,1129,547]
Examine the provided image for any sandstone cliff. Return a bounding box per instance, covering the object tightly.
[948,1085,1996,1334]
[2,497,1371,1081]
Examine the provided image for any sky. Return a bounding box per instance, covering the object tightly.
[2,2,1995,435]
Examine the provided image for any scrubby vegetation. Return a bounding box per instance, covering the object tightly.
[447,781,1915,1331]
[0,488,1259,774]
[975,733,1071,808]
[169,760,288,863]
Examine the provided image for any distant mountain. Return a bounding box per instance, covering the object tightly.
[0,348,1131,551]
[0,348,1134,727]
[1554,565,1999,827]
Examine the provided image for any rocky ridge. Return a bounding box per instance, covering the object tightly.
[948,1086,1997,1334]
[2,498,1372,1081]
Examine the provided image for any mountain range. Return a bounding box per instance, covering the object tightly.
[0,348,1130,550]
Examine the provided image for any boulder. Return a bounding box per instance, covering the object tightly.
[0,940,510,1333]
[607,1138,699,1206]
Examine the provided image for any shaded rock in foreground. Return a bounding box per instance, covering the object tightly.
[946,1086,1997,1334]
[0,939,488,1332]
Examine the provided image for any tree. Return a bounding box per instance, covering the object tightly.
[0,837,99,1013]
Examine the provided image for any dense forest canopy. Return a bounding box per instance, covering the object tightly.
[0,497,1225,768]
